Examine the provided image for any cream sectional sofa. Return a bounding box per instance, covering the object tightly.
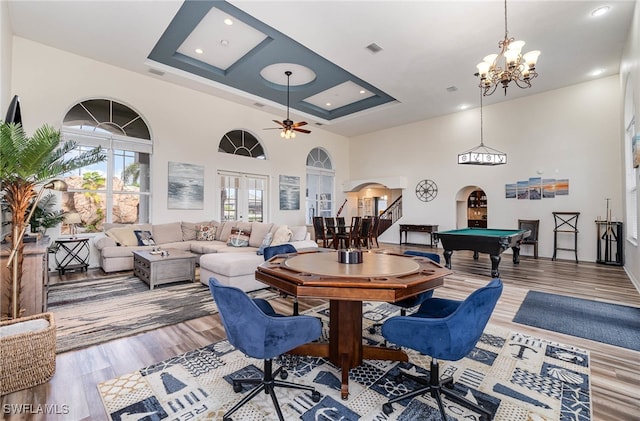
[94,220,315,273]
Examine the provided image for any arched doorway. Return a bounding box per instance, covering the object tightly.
[455,186,488,229]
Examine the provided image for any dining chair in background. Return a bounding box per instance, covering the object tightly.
[369,216,381,248]
[312,216,329,248]
[336,216,361,249]
[358,217,372,249]
[325,217,337,248]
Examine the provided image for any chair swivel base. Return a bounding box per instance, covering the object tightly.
[223,359,321,421]
[382,359,493,421]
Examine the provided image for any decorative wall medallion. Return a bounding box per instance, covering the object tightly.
[415,179,438,202]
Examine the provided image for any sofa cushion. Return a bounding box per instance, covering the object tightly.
[271,225,292,246]
[134,230,155,246]
[249,222,273,247]
[94,235,117,249]
[105,227,139,246]
[227,227,250,247]
[290,225,308,242]
[188,241,223,254]
[256,232,274,255]
[182,221,217,241]
[152,222,183,244]
[216,221,234,242]
[196,224,217,241]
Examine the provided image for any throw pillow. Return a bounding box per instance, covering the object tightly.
[290,225,308,242]
[134,230,156,246]
[105,227,139,246]
[196,224,217,241]
[271,225,292,246]
[227,227,251,247]
[256,232,274,255]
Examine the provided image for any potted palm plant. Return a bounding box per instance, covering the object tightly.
[0,121,105,319]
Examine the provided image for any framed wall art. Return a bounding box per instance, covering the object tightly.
[279,175,300,210]
[168,161,204,209]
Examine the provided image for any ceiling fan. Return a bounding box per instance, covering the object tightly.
[267,70,311,139]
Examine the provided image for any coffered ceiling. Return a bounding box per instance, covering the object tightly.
[6,0,636,137]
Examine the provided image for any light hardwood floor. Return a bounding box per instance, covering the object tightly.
[2,244,639,421]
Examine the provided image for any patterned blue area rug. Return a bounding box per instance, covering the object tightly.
[98,302,592,420]
[513,291,640,351]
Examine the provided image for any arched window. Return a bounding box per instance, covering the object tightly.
[305,147,335,224]
[60,99,152,231]
[218,130,265,159]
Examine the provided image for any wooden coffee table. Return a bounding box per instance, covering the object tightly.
[132,249,198,290]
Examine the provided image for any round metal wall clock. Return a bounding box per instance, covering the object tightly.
[415,179,438,202]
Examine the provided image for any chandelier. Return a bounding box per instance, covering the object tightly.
[476,0,541,96]
[458,89,507,166]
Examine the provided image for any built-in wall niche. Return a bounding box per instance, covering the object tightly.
[467,189,487,228]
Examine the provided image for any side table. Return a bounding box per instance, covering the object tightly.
[52,237,90,275]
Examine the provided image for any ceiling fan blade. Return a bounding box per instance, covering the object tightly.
[263,127,282,130]
[293,127,311,134]
[292,121,308,128]
[272,119,286,128]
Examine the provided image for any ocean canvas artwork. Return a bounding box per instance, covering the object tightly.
[168,162,204,209]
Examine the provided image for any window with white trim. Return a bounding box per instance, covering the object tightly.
[623,75,637,244]
[60,99,152,232]
[305,147,335,224]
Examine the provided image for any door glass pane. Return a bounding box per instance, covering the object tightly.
[246,176,264,222]
[220,175,239,221]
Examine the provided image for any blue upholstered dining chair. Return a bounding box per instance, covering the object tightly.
[209,277,322,421]
[368,250,441,335]
[263,244,299,314]
[380,278,503,420]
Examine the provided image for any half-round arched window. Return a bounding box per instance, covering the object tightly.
[63,99,151,139]
[219,130,265,159]
[306,147,335,224]
[306,147,333,169]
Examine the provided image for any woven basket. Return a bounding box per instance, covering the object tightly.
[0,312,56,395]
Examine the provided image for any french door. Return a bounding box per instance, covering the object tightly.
[219,171,268,222]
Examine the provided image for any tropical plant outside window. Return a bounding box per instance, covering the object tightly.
[305,147,334,224]
[60,99,152,233]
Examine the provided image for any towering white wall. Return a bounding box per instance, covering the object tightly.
[349,76,622,263]
[10,37,351,228]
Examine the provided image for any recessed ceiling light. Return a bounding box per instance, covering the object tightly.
[590,68,605,77]
[591,6,610,17]
[459,104,470,110]
[224,18,233,25]
[326,102,332,107]
[220,39,229,47]
[195,48,204,54]
[359,90,366,94]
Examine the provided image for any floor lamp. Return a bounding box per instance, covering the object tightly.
[5,179,67,319]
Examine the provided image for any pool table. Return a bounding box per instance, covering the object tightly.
[435,228,531,278]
